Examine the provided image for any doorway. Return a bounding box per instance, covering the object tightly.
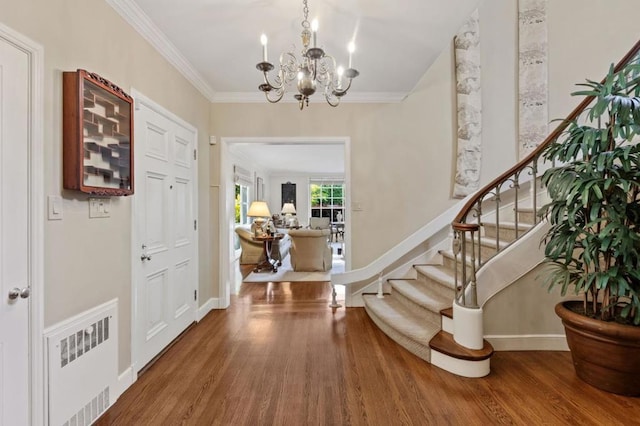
[131,91,198,373]
[0,23,44,425]
[218,137,351,308]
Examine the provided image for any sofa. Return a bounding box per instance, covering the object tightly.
[235,225,291,265]
[288,228,332,272]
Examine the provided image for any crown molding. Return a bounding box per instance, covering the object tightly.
[211,91,407,104]
[106,0,216,102]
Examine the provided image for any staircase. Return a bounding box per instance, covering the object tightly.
[352,39,640,378]
[363,203,537,377]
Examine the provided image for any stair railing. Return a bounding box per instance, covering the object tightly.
[451,40,640,308]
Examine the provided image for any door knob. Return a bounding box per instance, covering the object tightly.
[141,254,152,261]
[8,287,29,300]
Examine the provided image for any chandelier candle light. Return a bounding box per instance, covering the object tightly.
[256,0,360,109]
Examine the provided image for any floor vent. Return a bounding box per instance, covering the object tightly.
[62,387,109,426]
[46,299,118,426]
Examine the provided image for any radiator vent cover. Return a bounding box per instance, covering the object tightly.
[46,299,118,426]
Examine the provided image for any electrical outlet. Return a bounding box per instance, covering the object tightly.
[89,198,111,218]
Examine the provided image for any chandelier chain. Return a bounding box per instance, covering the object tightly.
[301,0,309,29]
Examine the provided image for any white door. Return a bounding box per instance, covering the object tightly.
[0,36,30,425]
[133,99,198,371]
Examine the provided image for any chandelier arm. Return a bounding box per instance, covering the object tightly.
[332,77,354,97]
[265,89,285,103]
[261,71,284,90]
[325,91,340,107]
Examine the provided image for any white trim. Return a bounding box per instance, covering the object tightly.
[211,91,407,104]
[430,350,490,378]
[0,23,46,426]
[332,194,473,287]
[197,298,219,321]
[346,236,450,306]
[129,89,199,374]
[115,366,136,400]
[220,137,351,308]
[105,0,216,102]
[485,334,569,351]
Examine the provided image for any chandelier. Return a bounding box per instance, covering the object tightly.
[256,0,359,110]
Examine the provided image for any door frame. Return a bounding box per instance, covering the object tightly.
[129,89,199,375]
[0,22,45,425]
[219,136,351,308]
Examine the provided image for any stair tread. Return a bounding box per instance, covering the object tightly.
[429,330,494,361]
[465,235,510,249]
[440,307,453,319]
[363,295,440,343]
[483,221,532,230]
[413,265,456,289]
[388,279,453,313]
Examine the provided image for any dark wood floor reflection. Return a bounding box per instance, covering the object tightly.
[97,278,640,425]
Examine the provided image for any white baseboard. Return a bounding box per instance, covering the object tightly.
[485,334,569,351]
[115,366,136,400]
[197,297,220,321]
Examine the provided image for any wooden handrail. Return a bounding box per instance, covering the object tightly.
[452,39,640,229]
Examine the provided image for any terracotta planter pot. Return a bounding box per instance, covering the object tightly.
[555,301,640,396]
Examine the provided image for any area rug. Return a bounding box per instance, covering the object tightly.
[244,253,345,283]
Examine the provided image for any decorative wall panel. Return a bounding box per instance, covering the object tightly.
[518,0,548,157]
[453,9,482,198]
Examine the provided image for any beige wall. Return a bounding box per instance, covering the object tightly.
[212,46,459,269]
[0,0,212,373]
[2,0,638,376]
[480,0,640,337]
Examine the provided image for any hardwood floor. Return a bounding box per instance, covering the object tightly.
[97,279,640,425]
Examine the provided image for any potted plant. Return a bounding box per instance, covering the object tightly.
[540,59,640,396]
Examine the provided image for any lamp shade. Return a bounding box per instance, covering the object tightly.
[247,201,271,218]
[281,203,296,215]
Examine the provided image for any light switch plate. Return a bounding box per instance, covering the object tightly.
[89,197,111,218]
[47,195,63,220]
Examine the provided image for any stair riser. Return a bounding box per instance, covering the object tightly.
[483,224,523,242]
[464,238,499,260]
[388,290,443,325]
[363,304,432,363]
[415,275,455,300]
[441,255,476,276]
[517,210,536,224]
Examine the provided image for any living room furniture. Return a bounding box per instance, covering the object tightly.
[309,217,330,230]
[288,228,332,272]
[252,233,284,273]
[247,201,271,236]
[235,225,290,265]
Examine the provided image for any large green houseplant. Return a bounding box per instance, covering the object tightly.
[540,60,640,395]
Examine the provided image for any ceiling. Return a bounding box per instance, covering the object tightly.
[230,142,345,174]
[113,0,479,102]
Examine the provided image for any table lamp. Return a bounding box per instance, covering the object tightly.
[281,202,297,227]
[247,201,271,236]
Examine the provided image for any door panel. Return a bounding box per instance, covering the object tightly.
[134,101,197,371]
[0,37,30,426]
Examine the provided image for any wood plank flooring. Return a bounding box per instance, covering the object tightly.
[96,280,640,425]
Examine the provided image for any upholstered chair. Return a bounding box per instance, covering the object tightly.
[234,226,290,265]
[288,228,332,272]
[308,217,331,230]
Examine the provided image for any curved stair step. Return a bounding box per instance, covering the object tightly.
[414,265,456,291]
[388,279,452,315]
[429,330,494,378]
[363,295,440,362]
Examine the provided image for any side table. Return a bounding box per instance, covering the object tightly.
[252,233,284,273]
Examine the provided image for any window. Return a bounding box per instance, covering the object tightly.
[234,183,249,250]
[310,180,344,222]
